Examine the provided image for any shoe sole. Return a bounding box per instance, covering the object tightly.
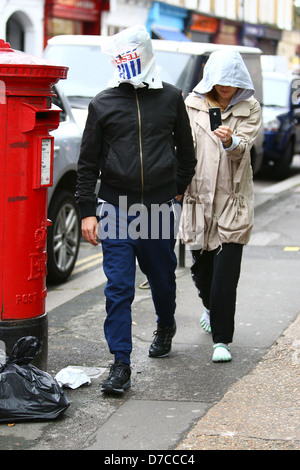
[212,357,231,363]
[148,350,171,358]
[101,380,131,394]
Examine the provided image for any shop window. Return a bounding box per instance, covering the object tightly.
[49,18,82,36]
[107,25,123,36]
[6,15,24,51]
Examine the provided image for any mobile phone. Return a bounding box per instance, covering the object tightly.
[209,107,222,131]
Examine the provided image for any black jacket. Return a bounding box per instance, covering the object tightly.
[76,82,196,218]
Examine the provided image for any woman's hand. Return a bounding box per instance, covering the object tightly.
[81,216,99,246]
[214,125,233,148]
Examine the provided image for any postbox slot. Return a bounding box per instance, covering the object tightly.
[22,103,61,133]
[36,111,51,122]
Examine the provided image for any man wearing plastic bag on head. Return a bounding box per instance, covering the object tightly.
[179,49,261,363]
[76,25,196,395]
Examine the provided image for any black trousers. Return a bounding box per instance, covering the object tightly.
[191,243,243,344]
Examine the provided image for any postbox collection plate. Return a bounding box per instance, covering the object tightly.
[41,138,52,186]
[34,136,54,189]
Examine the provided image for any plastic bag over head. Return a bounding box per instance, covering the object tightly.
[0,336,69,423]
[101,24,163,89]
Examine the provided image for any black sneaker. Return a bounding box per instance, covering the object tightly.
[101,361,131,394]
[148,320,176,358]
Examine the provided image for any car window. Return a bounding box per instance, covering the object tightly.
[242,55,263,103]
[156,51,262,102]
[291,78,300,105]
[46,45,193,101]
[52,88,67,122]
[176,55,199,96]
[46,45,114,102]
[154,50,192,87]
[263,77,290,107]
[45,43,262,109]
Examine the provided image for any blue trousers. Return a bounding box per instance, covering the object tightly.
[99,201,178,364]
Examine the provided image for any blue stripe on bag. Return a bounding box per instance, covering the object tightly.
[130,61,136,77]
[117,57,142,80]
[124,63,130,79]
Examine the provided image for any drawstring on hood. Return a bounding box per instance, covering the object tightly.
[101,24,163,90]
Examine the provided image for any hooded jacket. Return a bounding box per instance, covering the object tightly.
[194,49,255,100]
[179,50,262,250]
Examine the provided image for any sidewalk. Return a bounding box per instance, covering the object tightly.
[177,311,300,450]
[177,173,300,450]
[0,174,300,451]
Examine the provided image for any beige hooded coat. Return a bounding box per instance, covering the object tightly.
[179,52,262,251]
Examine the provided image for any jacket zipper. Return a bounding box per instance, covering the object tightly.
[135,93,144,204]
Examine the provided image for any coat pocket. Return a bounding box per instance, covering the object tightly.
[217,193,253,242]
[179,195,204,247]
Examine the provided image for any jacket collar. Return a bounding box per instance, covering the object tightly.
[117,82,165,96]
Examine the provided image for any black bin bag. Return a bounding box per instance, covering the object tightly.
[0,336,70,423]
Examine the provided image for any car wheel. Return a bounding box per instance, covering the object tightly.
[272,140,294,180]
[47,190,80,284]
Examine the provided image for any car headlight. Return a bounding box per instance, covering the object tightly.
[264,117,280,132]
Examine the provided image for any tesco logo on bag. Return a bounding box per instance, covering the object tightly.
[115,48,141,80]
[115,49,140,64]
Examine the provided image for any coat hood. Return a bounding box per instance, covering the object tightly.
[193,49,255,103]
[101,24,163,89]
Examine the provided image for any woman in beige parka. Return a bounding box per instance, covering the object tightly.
[180,49,262,362]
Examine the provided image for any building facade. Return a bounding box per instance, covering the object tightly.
[0,0,44,57]
[0,0,108,57]
[101,0,152,36]
[0,0,298,66]
[44,0,109,47]
[101,0,295,57]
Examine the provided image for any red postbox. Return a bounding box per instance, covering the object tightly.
[0,40,68,369]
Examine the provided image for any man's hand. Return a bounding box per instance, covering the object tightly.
[81,216,99,246]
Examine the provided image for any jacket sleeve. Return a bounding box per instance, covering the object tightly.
[173,93,197,195]
[226,99,262,162]
[75,101,102,219]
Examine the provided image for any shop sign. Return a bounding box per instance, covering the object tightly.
[55,0,97,9]
[264,27,282,41]
[243,23,265,38]
[214,20,239,45]
[190,14,218,34]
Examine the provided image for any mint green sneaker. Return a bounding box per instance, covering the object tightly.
[200,309,211,333]
[212,343,232,362]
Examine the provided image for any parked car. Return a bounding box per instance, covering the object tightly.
[47,84,82,283]
[262,71,300,179]
[44,35,264,174]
